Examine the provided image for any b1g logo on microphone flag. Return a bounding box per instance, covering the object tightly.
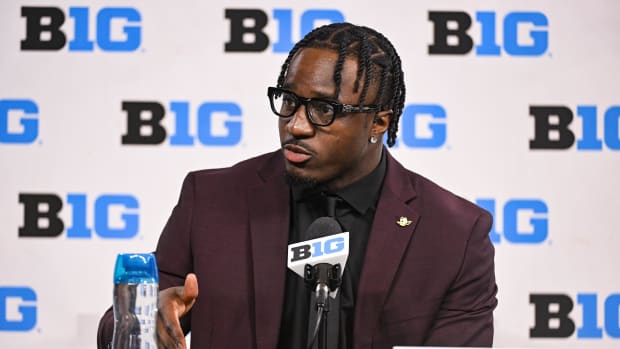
[288,232,349,278]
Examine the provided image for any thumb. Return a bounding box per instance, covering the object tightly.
[179,273,199,306]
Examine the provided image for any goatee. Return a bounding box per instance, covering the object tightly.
[285,172,320,190]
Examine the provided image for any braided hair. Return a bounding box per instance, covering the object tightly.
[276,22,406,147]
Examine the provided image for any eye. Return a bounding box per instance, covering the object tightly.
[314,102,334,115]
[282,94,296,106]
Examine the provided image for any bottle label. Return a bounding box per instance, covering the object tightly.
[112,283,158,349]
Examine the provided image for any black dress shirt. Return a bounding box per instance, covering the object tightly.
[278,151,387,349]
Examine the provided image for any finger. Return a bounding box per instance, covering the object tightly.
[157,306,186,349]
[156,275,198,348]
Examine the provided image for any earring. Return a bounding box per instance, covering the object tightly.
[369,136,378,144]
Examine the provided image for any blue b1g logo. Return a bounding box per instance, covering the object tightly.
[19,193,140,239]
[476,198,548,244]
[392,104,447,148]
[121,101,242,146]
[531,293,620,339]
[225,8,344,53]
[530,105,620,150]
[21,6,141,51]
[0,287,37,332]
[428,11,548,56]
[0,99,39,144]
[290,236,345,262]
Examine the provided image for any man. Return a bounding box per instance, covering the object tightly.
[98,22,497,349]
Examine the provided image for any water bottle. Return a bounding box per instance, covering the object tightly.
[112,253,159,349]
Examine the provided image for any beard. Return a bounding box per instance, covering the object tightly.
[284,171,320,190]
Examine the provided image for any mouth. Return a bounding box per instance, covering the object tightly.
[282,143,313,164]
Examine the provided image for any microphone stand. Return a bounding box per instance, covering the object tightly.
[317,282,329,349]
[305,263,342,349]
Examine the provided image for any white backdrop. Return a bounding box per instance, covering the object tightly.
[1,0,618,348]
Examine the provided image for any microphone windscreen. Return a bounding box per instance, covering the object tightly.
[305,217,342,240]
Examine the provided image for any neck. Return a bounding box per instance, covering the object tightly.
[325,145,383,192]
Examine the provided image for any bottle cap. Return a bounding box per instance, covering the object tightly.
[113,253,159,284]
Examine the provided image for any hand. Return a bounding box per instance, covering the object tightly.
[157,273,199,349]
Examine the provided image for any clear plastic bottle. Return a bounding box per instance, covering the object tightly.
[112,253,158,349]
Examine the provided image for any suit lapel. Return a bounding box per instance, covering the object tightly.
[353,153,420,348]
[248,152,290,349]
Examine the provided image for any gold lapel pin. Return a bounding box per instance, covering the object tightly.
[397,216,412,227]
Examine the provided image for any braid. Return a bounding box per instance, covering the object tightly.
[357,34,373,106]
[277,23,406,147]
[354,33,369,93]
[376,63,389,111]
[333,41,347,99]
[385,45,405,147]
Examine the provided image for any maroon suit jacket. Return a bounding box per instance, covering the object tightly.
[98,149,497,349]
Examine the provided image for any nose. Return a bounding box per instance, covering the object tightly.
[285,104,315,137]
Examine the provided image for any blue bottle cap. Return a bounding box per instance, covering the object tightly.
[113,253,159,284]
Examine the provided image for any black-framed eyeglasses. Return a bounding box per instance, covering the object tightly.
[267,86,382,126]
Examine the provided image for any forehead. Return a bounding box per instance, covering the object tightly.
[283,47,361,100]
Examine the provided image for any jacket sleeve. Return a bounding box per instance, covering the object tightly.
[423,211,498,347]
[97,307,113,349]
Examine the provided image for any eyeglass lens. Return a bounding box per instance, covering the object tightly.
[270,89,335,125]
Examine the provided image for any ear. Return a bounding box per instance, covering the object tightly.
[370,109,392,137]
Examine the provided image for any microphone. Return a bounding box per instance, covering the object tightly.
[287,217,349,306]
[288,217,349,349]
